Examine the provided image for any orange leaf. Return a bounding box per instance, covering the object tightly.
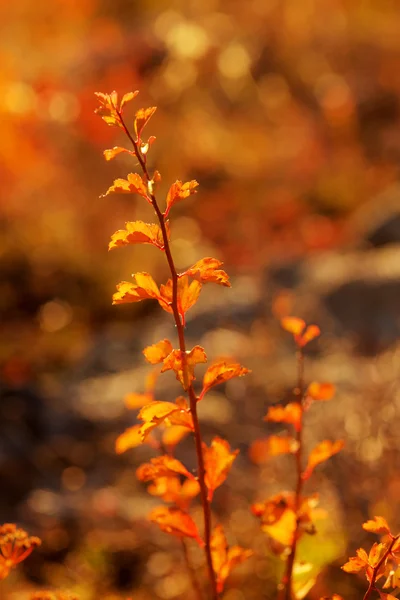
[134,106,157,139]
[137,455,194,482]
[303,440,344,480]
[368,542,388,568]
[251,492,294,524]
[103,146,133,161]
[211,525,253,594]
[124,392,153,409]
[109,221,167,251]
[95,91,122,127]
[203,437,239,500]
[112,272,161,305]
[120,90,140,109]
[162,425,191,449]
[181,257,231,287]
[147,475,200,510]
[363,516,391,536]
[263,508,297,547]
[149,506,203,545]
[137,400,187,440]
[249,435,299,464]
[159,276,202,320]
[378,593,397,600]
[143,339,173,364]
[307,382,335,401]
[115,425,143,454]
[201,360,250,398]
[342,549,368,573]
[281,317,321,347]
[301,324,321,346]
[165,180,199,216]
[264,403,302,430]
[101,173,150,201]
[281,317,306,335]
[161,346,207,390]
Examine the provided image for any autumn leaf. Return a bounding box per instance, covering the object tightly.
[120,91,140,109]
[147,475,200,510]
[211,525,253,593]
[377,593,398,600]
[307,382,336,401]
[363,516,391,536]
[160,276,202,322]
[109,221,167,251]
[249,435,299,464]
[101,173,150,201]
[95,91,122,126]
[103,146,133,161]
[200,360,250,399]
[165,180,199,216]
[161,346,207,390]
[134,106,157,139]
[181,257,231,287]
[303,440,344,480]
[149,506,204,546]
[368,542,389,568]
[281,317,321,347]
[342,548,369,573]
[143,339,173,364]
[281,317,306,335]
[264,403,302,430]
[300,325,321,346]
[115,425,143,454]
[124,392,153,409]
[203,437,239,500]
[112,272,161,305]
[137,455,195,482]
[162,425,191,449]
[137,400,192,440]
[263,508,297,547]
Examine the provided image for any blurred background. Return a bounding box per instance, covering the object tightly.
[2,0,400,598]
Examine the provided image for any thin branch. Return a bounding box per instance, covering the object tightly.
[278,348,305,600]
[117,109,219,600]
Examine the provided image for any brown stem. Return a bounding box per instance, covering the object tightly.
[363,535,400,600]
[181,538,205,600]
[117,109,219,600]
[278,349,305,600]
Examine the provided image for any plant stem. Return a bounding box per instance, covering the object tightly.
[363,535,400,600]
[278,348,305,600]
[117,110,219,600]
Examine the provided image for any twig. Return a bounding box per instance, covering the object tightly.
[278,348,305,600]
